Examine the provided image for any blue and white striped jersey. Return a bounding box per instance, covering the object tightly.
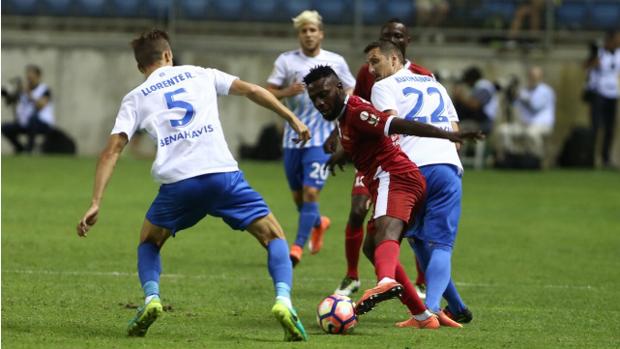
[268,49,355,148]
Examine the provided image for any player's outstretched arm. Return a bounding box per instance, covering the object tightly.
[76,133,128,237]
[389,118,484,143]
[229,79,311,145]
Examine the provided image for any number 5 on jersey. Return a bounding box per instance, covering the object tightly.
[165,88,195,127]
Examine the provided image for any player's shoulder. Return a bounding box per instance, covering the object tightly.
[276,49,302,61]
[319,49,348,63]
[408,61,434,77]
[347,95,378,113]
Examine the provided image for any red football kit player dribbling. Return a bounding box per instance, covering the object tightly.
[337,95,426,223]
[350,61,433,197]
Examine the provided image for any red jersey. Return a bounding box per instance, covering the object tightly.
[338,95,417,186]
[353,61,434,101]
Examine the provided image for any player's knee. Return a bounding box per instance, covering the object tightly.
[302,186,320,202]
[247,214,285,247]
[349,206,368,227]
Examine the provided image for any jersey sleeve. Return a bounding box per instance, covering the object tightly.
[353,65,372,100]
[370,82,398,113]
[336,57,356,90]
[267,54,287,87]
[110,93,139,140]
[349,104,394,138]
[211,68,239,96]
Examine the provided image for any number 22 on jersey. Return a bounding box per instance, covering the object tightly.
[402,87,449,124]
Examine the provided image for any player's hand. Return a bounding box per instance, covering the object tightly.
[449,130,485,143]
[286,83,306,97]
[77,204,99,237]
[326,151,346,176]
[291,121,311,146]
[323,130,340,154]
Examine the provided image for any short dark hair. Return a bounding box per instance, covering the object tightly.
[303,65,338,86]
[363,40,404,64]
[25,64,42,77]
[462,66,482,83]
[130,29,171,70]
[381,17,404,29]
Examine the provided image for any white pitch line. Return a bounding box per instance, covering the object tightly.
[2,269,599,291]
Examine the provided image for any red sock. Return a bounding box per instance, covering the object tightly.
[345,224,364,280]
[373,239,400,281]
[415,256,425,286]
[395,262,427,315]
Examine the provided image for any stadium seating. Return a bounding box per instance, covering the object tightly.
[589,1,620,30]
[75,0,106,17]
[555,0,588,30]
[246,0,283,22]
[111,0,143,18]
[41,0,73,16]
[4,0,39,15]
[313,0,352,24]
[3,0,619,34]
[211,0,244,21]
[179,0,209,20]
[146,0,171,19]
[282,0,313,20]
[483,0,516,27]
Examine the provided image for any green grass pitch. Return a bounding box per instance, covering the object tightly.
[2,156,619,348]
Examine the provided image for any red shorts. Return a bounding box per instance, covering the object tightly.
[351,170,371,197]
[367,169,426,224]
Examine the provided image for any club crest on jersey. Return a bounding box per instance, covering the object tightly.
[360,111,379,126]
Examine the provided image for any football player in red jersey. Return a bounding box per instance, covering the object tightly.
[305,65,482,326]
[333,18,431,299]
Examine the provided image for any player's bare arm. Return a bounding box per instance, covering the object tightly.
[388,117,483,143]
[323,128,340,153]
[76,132,128,237]
[326,148,347,176]
[230,79,311,145]
[266,82,306,99]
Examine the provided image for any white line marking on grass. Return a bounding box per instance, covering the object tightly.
[2,269,599,291]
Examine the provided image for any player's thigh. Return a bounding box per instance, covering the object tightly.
[301,146,330,190]
[283,148,304,191]
[145,175,214,237]
[412,165,462,246]
[209,171,272,233]
[371,171,425,224]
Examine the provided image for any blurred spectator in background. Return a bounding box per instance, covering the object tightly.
[584,30,620,168]
[496,66,555,166]
[415,0,450,28]
[452,66,498,135]
[1,65,54,154]
[509,0,545,38]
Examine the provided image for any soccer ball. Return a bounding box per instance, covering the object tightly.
[316,294,358,334]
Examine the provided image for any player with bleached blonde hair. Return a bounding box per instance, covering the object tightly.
[267,10,355,267]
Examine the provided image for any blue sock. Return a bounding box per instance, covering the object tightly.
[425,246,452,313]
[138,242,161,298]
[267,238,292,300]
[294,202,319,247]
[443,280,467,314]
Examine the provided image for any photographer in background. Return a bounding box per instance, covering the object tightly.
[496,66,555,168]
[2,65,55,154]
[584,30,620,168]
[452,66,499,135]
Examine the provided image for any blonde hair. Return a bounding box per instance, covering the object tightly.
[292,10,323,30]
